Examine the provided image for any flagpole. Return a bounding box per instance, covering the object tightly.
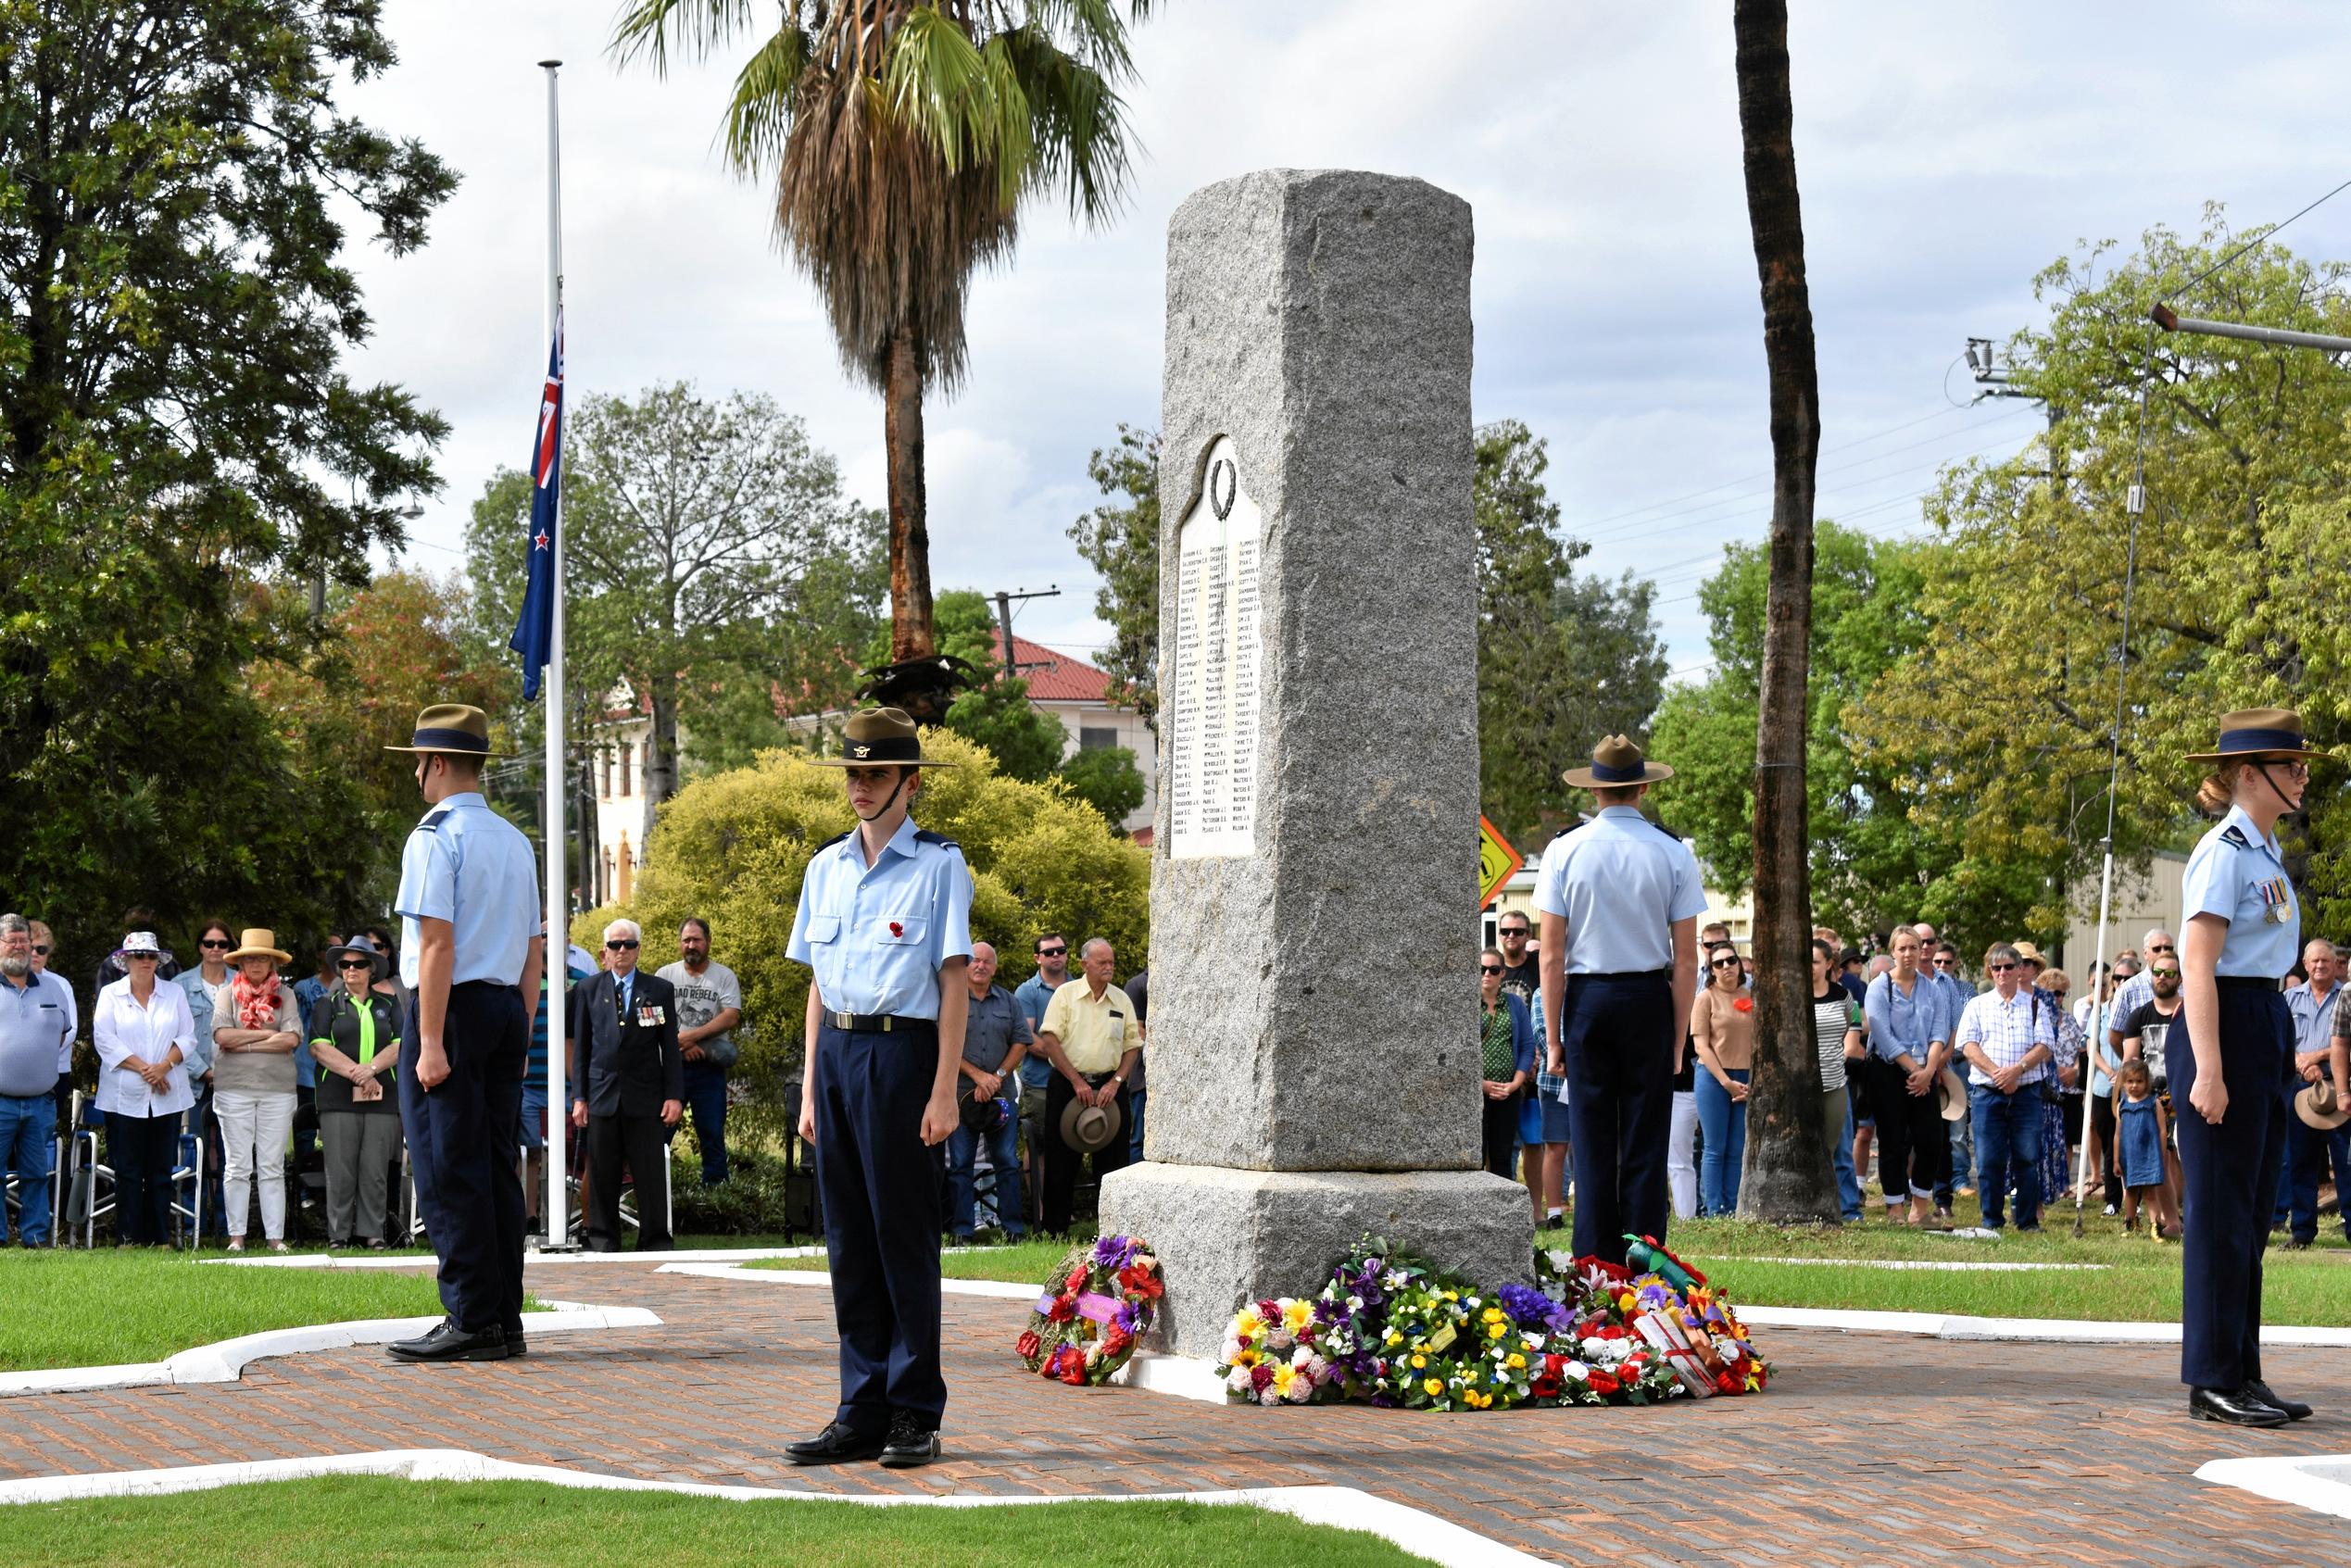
[539,57,570,1250]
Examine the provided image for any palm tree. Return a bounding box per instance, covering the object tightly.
[613,1,1159,721]
[1732,0,1836,1222]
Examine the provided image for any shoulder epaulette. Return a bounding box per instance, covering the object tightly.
[814,829,852,852]
[2219,823,2253,850]
[913,829,961,851]
[1648,820,1682,842]
[418,807,453,833]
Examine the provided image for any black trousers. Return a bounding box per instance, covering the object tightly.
[2089,1089,2120,1208]
[107,1110,178,1244]
[1041,1072,1133,1236]
[2175,983,2291,1391]
[1560,972,1673,1264]
[1481,1092,1522,1178]
[585,1110,673,1249]
[814,1020,946,1433]
[1867,1057,1946,1203]
[400,981,528,1336]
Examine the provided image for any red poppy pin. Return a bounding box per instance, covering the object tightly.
[1732,995,1754,1013]
[888,921,903,938]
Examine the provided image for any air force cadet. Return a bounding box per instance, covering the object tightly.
[1536,734,1705,1263]
[384,704,542,1363]
[786,709,973,1469]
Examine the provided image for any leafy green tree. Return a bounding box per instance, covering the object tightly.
[612,0,1163,721]
[1068,424,1162,721]
[0,1,453,943]
[1852,214,2351,935]
[1057,744,1146,825]
[1477,420,1667,847]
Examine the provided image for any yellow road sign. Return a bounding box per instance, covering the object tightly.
[1478,815,1523,909]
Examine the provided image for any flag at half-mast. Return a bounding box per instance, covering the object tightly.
[508,309,564,700]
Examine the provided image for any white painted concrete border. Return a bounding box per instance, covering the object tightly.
[2196,1454,2351,1522]
[1737,1304,2351,1347]
[658,1260,1038,1300]
[203,1245,831,1270]
[0,1449,1539,1567]
[0,1308,660,1399]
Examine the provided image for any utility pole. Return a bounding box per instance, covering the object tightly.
[991,585,1061,680]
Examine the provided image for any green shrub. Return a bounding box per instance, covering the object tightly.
[575,727,1150,1147]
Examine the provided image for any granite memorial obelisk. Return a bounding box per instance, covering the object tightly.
[1099,169,1533,1358]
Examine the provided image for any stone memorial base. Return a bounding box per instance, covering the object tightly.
[1100,1164,1535,1359]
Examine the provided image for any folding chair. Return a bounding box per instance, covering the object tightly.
[167,1111,205,1248]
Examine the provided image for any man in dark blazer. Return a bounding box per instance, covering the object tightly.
[569,918,682,1250]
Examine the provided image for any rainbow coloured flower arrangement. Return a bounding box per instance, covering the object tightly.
[1211,1233,1767,1411]
[1015,1235,1162,1386]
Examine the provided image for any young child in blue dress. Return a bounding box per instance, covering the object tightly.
[2117,1058,2178,1240]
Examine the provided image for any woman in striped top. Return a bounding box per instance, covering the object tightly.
[1811,938,1865,1181]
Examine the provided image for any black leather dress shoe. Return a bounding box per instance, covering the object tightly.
[786,1422,886,1465]
[504,1324,529,1358]
[387,1319,513,1362]
[2188,1386,2289,1426]
[879,1412,941,1469]
[2244,1379,2312,1421]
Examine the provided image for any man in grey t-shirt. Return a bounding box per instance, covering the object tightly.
[656,917,743,1186]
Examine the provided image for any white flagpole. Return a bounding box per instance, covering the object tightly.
[539,57,570,1249]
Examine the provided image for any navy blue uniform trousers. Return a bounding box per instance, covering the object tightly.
[1561,971,1675,1264]
[2174,982,2291,1391]
[401,981,528,1336]
[814,1021,947,1434]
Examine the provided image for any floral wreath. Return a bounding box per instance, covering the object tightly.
[1015,1235,1163,1386]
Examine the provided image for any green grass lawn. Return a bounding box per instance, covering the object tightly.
[744,1207,2351,1326]
[0,1250,496,1372]
[4,1477,1435,1568]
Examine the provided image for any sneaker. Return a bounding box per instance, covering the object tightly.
[879,1411,941,1469]
[2102,1203,2118,1217]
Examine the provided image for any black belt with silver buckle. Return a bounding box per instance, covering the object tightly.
[827,1010,933,1034]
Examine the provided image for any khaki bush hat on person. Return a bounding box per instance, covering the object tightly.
[326,936,390,982]
[383,702,511,757]
[807,707,961,769]
[1561,734,1673,789]
[1937,1065,1970,1123]
[2184,707,2324,762]
[2012,941,2045,969]
[225,928,293,965]
[1059,1096,1124,1154]
[2296,1080,2351,1132]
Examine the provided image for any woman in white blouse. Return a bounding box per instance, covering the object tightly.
[94,933,195,1245]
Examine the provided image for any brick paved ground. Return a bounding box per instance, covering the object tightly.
[6,1258,2346,1565]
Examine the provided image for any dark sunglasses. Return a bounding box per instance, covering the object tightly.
[1479,963,1503,974]
[1989,961,2019,972]
[1037,945,1066,958]
[606,939,639,951]
[199,938,232,948]
[2048,986,2069,997]
[1498,927,1529,938]
[1932,955,1954,964]
[31,944,48,957]
[1710,957,1741,969]
[2148,943,2176,953]
[338,959,374,972]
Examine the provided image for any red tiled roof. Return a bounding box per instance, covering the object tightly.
[988,630,1111,703]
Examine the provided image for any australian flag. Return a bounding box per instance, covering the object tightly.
[508,310,564,700]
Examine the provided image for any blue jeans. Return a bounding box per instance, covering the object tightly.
[1969,1083,2044,1229]
[1126,1087,1148,1165]
[0,1092,57,1246]
[946,1108,1026,1238]
[1832,1094,1863,1221]
[2287,1115,2351,1244]
[678,1060,728,1185]
[1694,1068,1749,1217]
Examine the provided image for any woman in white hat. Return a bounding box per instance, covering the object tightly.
[210,928,304,1252]
[93,934,196,1245]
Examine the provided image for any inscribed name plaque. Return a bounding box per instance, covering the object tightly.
[1167,435,1263,859]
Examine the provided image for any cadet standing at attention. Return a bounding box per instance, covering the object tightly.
[786,709,973,1469]
[383,705,543,1363]
[1536,735,1705,1264]
[2175,708,2323,1427]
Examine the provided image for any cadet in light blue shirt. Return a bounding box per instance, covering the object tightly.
[786,708,974,1467]
[383,704,543,1365]
[2170,708,2317,1424]
[1534,735,1705,1265]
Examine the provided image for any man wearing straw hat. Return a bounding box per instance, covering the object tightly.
[383,704,542,1363]
[1536,734,1705,1263]
[786,707,973,1469]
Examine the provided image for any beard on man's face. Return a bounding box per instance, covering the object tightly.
[0,953,29,979]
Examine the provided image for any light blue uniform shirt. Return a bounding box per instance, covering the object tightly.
[2181,804,2300,979]
[787,817,974,1021]
[1531,807,1707,974]
[1863,970,1945,1066]
[2286,982,2339,1060]
[393,791,541,988]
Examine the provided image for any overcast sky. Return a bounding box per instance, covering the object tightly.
[340,1,2351,681]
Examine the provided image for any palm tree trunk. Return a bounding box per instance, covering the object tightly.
[1734,0,1836,1223]
[883,323,942,709]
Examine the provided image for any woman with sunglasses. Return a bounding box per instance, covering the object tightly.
[1691,941,1754,1217]
[308,938,405,1248]
[93,933,195,1244]
[1477,948,1537,1180]
[2172,709,2323,1427]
